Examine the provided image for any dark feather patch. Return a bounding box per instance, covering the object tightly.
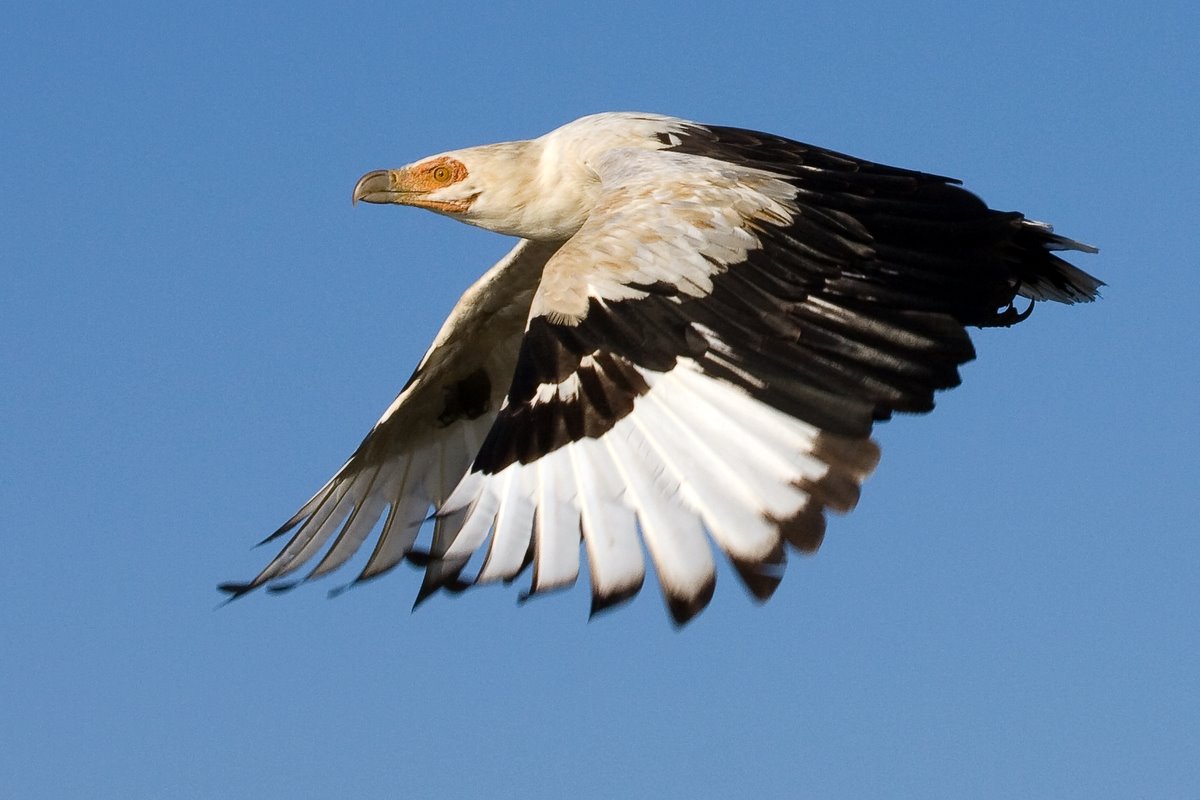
[668,123,1101,319]
[668,574,717,627]
[473,324,659,473]
[589,579,644,619]
[437,368,492,427]
[778,504,828,555]
[732,543,787,602]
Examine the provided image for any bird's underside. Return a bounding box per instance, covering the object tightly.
[221,112,1102,625]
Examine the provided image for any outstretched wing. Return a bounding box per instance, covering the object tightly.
[428,128,1101,624]
[220,239,562,598]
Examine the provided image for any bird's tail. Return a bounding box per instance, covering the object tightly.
[1015,219,1105,304]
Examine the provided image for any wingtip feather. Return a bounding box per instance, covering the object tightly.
[217,581,255,600]
[588,579,644,619]
[666,574,716,628]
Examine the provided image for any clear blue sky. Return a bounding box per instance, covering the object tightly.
[2,2,1196,798]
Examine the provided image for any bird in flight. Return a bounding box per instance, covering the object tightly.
[221,112,1102,625]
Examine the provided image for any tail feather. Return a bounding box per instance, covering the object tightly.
[1016,219,1105,304]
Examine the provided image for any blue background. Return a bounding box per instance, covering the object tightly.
[3,2,1196,797]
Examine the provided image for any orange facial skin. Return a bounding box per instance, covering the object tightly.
[401,157,474,213]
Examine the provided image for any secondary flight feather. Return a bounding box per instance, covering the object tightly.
[221,112,1102,624]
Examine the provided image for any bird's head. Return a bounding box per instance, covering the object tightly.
[353,143,540,234]
[353,153,479,213]
[352,140,594,240]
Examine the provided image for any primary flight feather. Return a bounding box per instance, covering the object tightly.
[221,112,1102,624]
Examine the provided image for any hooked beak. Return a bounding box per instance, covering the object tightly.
[352,169,410,205]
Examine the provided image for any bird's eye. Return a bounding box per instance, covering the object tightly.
[432,165,451,183]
